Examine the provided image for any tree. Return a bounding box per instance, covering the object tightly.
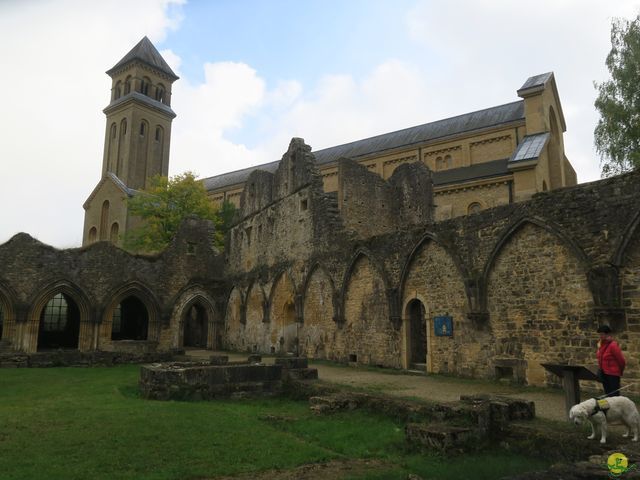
[123,172,236,253]
[594,13,640,177]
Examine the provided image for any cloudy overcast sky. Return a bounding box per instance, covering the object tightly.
[1,0,638,248]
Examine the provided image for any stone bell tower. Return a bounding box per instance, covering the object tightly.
[82,37,179,246]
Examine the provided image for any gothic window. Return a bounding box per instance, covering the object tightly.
[88,227,97,243]
[42,293,68,332]
[114,81,122,100]
[121,119,127,136]
[124,76,132,95]
[112,304,122,334]
[139,122,146,136]
[155,126,163,142]
[468,202,482,215]
[110,222,119,241]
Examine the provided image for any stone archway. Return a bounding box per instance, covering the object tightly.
[183,304,208,348]
[407,299,427,367]
[111,296,149,341]
[37,292,81,351]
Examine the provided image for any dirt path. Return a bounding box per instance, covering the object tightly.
[189,350,569,422]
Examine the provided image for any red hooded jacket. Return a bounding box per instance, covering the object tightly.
[597,339,626,377]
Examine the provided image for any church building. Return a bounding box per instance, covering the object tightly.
[82,38,575,246]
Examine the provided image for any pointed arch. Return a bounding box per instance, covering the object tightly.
[613,209,640,267]
[486,218,593,386]
[341,248,397,367]
[269,269,298,354]
[169,285,217,350]
[99,281,161,347]
[302,262,338,320]
[340,248,392,304]
[483,216,589,287]
[399,232,467,305]
[244,279,266,324]
[301,263,338,359]
[25,279,93,353]
[0,280,18,344]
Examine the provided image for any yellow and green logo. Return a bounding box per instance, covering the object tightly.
[607,452,637,478]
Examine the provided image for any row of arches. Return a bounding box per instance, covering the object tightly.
[112,75,167,104]
[225,214,640,382]
[0,282,219,354]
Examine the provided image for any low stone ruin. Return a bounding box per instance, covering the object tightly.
[139,355,318,400]
[309,392,535,453]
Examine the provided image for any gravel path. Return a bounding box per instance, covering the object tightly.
[191,350,570,422]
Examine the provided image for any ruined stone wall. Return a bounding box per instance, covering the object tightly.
[224,157,640,390]
[0,217,226,354]
[486,224,594,385]
[301,267,337,360]
[342,255,399,368]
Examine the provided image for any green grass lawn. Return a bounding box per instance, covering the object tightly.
[0,365,550,480]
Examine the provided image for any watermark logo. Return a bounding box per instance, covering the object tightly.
[607,452,637,478]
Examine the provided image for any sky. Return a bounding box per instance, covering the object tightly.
[0,0,638,248]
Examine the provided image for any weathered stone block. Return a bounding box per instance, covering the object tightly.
[405,422,478,453]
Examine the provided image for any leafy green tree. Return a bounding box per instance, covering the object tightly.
[594,13,640,177]
[124,172,236,253]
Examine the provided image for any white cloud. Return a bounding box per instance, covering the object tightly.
[406,0,640,182]
[170,61,269,178]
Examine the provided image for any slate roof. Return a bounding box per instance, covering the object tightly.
[107,36,179,80]
[510,133,550,163]
[433,159,510,186]
[82,172,136,209]
[203,100,525,192]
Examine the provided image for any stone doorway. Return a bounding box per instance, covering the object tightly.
[408,299,427,368]
[184,304,208,348]
[37,293,80,351]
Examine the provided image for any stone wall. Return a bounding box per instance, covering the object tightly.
[223,140,640,391]
[0,217,226,354]
[4,134,640,393]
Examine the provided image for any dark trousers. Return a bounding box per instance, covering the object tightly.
[602,373,621,397]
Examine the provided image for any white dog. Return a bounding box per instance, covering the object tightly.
[569,397,640,444]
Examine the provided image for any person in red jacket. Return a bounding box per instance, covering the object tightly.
[597,324,626,397]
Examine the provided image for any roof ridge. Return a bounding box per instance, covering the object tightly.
[201,100,524,189]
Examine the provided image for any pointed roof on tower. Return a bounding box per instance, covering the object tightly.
[106,36,179,81]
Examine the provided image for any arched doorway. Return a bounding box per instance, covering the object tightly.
[111,296,148,341]
[183,304,208,348]
[37,293,80,350]
[408,299,427,367]
[281,302,297,354]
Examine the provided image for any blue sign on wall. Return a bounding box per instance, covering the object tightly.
[434,316,453,337]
